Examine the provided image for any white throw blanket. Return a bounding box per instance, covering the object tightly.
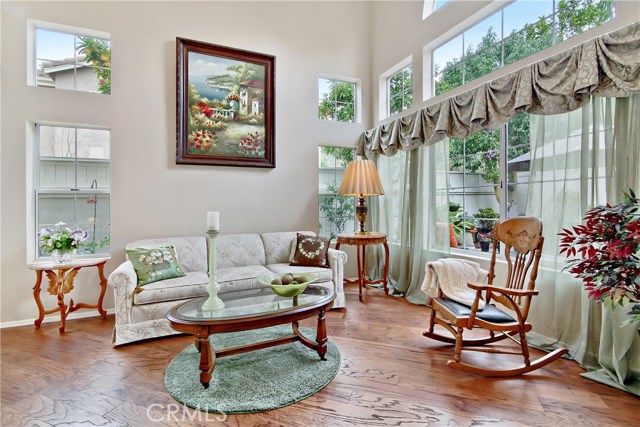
[422,258,488,309]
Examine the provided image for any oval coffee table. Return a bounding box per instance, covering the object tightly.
[166,285,335,388]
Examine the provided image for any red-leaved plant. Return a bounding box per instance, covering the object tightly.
[559,190,640,325]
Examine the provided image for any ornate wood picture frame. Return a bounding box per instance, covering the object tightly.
[176,38,275,168]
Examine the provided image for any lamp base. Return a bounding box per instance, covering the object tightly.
[356,195,367,232]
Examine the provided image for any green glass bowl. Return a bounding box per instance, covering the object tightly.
[258,273,319,298]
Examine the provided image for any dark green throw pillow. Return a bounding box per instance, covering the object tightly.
[126,244,186,286]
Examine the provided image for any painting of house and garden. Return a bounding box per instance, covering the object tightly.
[187,52,266,159]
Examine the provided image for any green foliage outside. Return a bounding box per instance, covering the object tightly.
[319,147,355,238]
[474,207,499,229]
[76,37,111,94]
[319,81,356,122]
[440,0,613,191]
[389,66,413,115]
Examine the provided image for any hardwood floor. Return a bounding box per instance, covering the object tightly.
[2,285,638,426]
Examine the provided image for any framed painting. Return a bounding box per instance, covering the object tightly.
[176,38,275,168]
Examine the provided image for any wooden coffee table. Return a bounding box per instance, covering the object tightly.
[166,285,335,388]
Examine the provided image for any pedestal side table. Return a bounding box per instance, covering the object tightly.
[335,232,389,302]
[28,257,109,333]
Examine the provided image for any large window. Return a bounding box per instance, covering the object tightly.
[318,78,356,123]
[318,147,355,238]
[35,124,111,258]
[33,24,111,94]
[388,65,413,116]
[447,113,532,252]
[432,0,615,97]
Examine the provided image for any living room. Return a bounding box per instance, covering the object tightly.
[2,0,639,425]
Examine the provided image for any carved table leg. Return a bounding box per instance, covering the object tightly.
[316,308,328,360]
[33,270,45,328]
[96,261,108,319]
[56,270,67,333]
[357,245,364,302]
[382,241,390,295]
[196,335,215,388]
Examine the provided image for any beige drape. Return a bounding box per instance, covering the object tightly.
[359,21,640,159]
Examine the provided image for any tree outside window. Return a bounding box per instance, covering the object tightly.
[433,0,614,97]
[388,65,413,116]
[318,78,356,123]
[319,147,355,238]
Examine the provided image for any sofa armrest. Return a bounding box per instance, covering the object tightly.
[107,260,137,325]
[327,248,347,299]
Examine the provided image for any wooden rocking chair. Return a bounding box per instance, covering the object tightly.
[423,217,568,376]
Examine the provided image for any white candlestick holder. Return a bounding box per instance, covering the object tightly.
[202,230,225,311]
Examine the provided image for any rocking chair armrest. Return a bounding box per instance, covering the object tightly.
[467,283,539,297]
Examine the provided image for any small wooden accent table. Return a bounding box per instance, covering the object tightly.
[335,232,390,301]
[29,258,109,333]
[167,286,335,388]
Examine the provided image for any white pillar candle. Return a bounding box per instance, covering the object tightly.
[207,211,220,231]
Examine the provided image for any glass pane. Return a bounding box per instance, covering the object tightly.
[77,128,110,159]
[555,0,615,41]
[503,0,553,36]
[37,193,110,257]
[318,147,355,238]
[335,102,355,123]
[463,11,502,83]
[433,35,463,95]
[434,0,448,11]
[334,82,355,104]
[35,29,111,94]
[318,78,334,102]
[504,15,554,66]
[464,11,501,56]
[39,126,76,189]
[36,29,76,62]
[389,93,404,115]
[77,193,110,255]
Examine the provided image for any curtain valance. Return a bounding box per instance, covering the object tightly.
[359,21,640,158]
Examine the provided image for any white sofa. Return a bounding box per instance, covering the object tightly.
[107,231,347,346]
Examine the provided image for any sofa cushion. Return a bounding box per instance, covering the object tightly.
[261,231,315,265]
[266,263,333,282]
[126,237,207,273]
[290,233,331,268]
[217,234,266,268]
[218,265,274,293]
[126,245,187,286]
[134,271,208,305]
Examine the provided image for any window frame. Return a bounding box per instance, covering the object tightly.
[379,56,413,120]
[318,146,357,239]
[32,123,111,261]
[428,0,616,99]
[28,19,111,94]
[317,75,360,123]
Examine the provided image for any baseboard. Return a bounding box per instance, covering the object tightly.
[0,308,115,329]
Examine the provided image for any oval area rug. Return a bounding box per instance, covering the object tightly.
[164,325,341,414]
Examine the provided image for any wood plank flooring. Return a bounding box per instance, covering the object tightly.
[2,285,638,426]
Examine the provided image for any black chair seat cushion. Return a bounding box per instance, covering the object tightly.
[435,297,515,323]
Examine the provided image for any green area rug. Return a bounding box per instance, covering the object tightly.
[164,325,341,414]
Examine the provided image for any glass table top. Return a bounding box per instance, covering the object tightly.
[174,285,332,320]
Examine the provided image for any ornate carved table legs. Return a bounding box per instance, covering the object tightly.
[31,260,108,333]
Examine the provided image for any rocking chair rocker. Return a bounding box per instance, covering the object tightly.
[423,217,568,376]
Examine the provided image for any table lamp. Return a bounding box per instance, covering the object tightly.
[338,159,385,233]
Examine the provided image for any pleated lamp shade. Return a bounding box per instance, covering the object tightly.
[338,160,385,196]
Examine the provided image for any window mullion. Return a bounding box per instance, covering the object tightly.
[499,123,508,220]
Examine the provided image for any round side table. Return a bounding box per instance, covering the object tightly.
[335,232,389,302]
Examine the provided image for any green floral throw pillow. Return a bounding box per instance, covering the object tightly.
[126,245,186,286]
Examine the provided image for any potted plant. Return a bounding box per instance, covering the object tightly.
[559,190,640,326]
[449,201,461,212]
[473,207,499,252]
[449,210,476,247]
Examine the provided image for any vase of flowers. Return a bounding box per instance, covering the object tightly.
[39,222,88,264]
[559,190,640,326]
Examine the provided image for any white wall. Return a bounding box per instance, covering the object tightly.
[0,1,371,324]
